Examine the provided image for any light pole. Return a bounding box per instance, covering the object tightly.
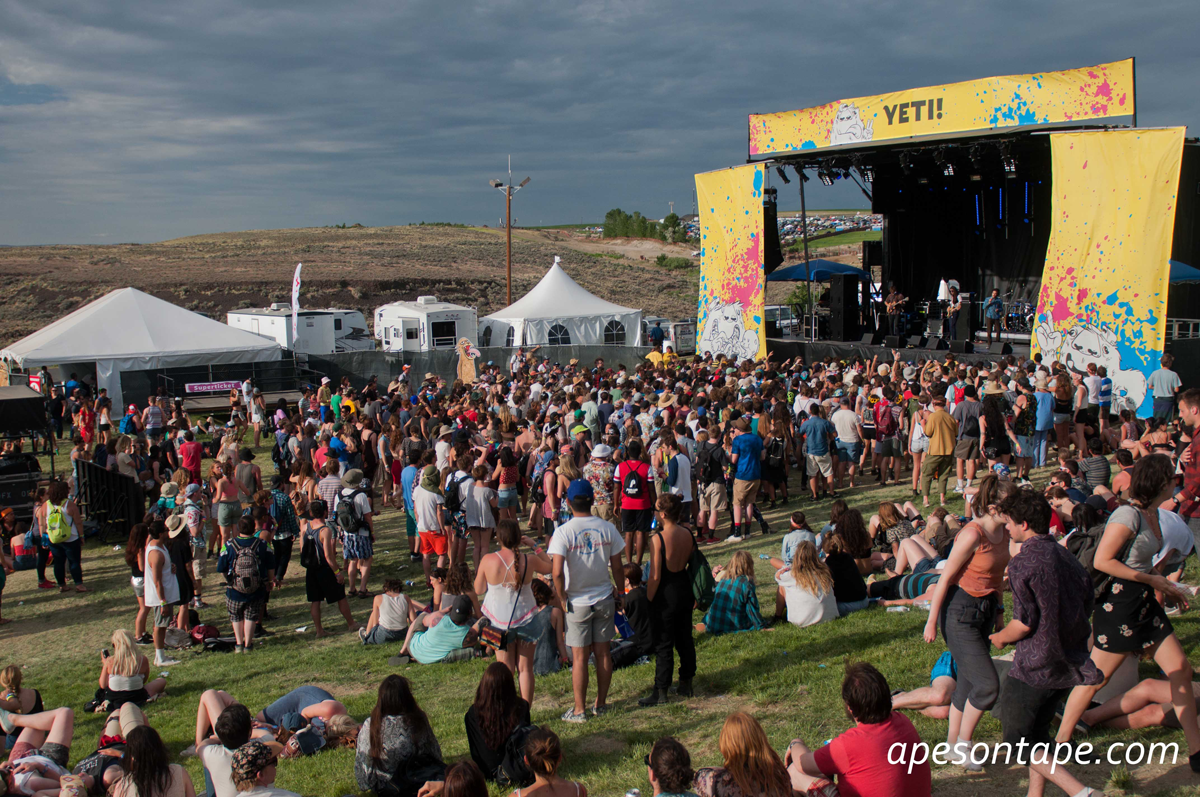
[490,156,531,307]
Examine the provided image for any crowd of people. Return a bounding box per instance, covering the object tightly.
[1,345,1198,796]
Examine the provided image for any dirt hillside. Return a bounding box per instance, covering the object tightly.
[0,225,701,347]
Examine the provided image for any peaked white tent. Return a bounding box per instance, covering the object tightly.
[480,258,643,348]
[0,288,282,406]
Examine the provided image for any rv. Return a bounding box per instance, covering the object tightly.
[641,316,696,355]
[226,305,374,354]
[374,296,479,353]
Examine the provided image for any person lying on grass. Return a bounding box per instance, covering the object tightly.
[0,706,79,797]
[888,651,956,719]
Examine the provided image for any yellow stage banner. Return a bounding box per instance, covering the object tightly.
[696,164,767,361]
[749,59,1133,156]
[1032,127,1184,417]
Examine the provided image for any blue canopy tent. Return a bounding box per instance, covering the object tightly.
[765,259,869,283]
[1170,260,1200,284]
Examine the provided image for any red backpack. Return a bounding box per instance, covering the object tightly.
[874,401,898,437]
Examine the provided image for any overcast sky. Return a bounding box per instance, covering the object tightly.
[1,0,1196,244]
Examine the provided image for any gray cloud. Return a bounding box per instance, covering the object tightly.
[1,0,1197,243]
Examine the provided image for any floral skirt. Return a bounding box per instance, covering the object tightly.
[1094,579,1171,654]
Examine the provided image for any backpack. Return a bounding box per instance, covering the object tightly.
[766,437,786,468]
[874,402,898,437]
[953,383,967,405]
[300,526,318,568]
[119,413,137,435]
[336,489,368,536]
[443,473,471,515]
[622,463,646,499]
[46,502,71,544]
[1070,511,1140,598]
[497,723,538,787]
[271,437,290,470]
[685,534,716,611]
[231,538,263,594]
[696,442,724,485]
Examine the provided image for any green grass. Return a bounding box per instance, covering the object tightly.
[787,229,882,252]
[6,447,1200,796]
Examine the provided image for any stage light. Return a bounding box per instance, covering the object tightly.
[943,162,955,177]
[818,167,835,186]
[1003,157,1017,176]
[969,144,986,171]
[969,174,982,182]
[917,176,930,185]
[899,151,914,175]
[775,165,791,184]
[852,155,874,183]
[935,148,954,177]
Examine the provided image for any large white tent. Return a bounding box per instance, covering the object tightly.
[480,258,642,348]
[0,288,282,406]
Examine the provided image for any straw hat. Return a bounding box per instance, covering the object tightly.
[165,514,187,538]
[657,393,677,409]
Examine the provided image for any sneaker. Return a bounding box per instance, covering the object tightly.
[37,581,55,590]
[726,535,744,543]
[358,627,369,642]
[193,599,210,610]
[589,705,610,717]
[0,706,13,734]
[135,633,154,645]
[235,645,245,654]
[409,553,423,563]
[560,709,587,723]
[155,656,181,667]
[1165,604,1182,617]
[179,744,197,759]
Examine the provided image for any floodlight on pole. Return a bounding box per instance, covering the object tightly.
[490,156,532,307]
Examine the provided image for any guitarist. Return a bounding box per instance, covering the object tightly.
[883,283,908,335]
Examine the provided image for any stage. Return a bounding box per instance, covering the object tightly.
[766,337,1028,368]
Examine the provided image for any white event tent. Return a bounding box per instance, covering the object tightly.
[480,257,642,348]
[0,288,282,406]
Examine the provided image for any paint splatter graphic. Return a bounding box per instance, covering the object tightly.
[1032,128,1184,418]
[695,165,767,361]
[749,59,1133,156]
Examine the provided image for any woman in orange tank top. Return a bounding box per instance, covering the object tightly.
[922,474,1016,771]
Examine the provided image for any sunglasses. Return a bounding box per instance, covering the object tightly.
[644,754,652,767]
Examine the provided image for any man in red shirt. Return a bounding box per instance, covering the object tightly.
[178,431,204,485]
[1162,388,1200,536]
[786,662,931,797]
[613,438,655,567]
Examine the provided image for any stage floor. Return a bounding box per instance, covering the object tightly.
[766,337,1029,367]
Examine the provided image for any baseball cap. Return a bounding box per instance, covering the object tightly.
[448,594,473,625]
[566,478,594,501]
[571,424,588,435]
[231,740,284,786]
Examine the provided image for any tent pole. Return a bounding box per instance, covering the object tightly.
[800,170,812,340]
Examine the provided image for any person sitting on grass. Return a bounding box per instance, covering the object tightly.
[194,692,278,797]
[355,675,445,797]
[231,739,297,797]
[920,507,961,559]
[464,662,532,784]
[695,551,765,635]
[646,737,697,797]
[820,520,870,617]
[867,501,920,573]
[0,706,79,797]
[300,499,359,638]
[611,563,654,669]
[778,511,816,568]
[768,541,838,628]
[785,662,930,797]
[360,580,417,645]
[505,727,586,797]
[1,664,43,748]
[112,724,195,797]
[694,711,792,797]
[390,595,479,666]
[885,532,942,578]
[889,651,956,719]
[527,579,570,676]
[96,629,168,711]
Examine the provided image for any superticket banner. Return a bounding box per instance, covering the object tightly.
[1032,128,1184,418]
[748,59,1133,156]
[695,164,767,362]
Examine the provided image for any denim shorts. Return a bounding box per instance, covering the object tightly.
[835,440,862,463]
[498,488,519,509]
[1015,435,1035,458]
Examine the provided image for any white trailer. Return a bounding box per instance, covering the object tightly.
[641,316,696,355]
[227,305,373,354]
[374,296,478,353]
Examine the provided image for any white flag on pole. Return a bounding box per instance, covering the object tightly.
[291,263,303,341]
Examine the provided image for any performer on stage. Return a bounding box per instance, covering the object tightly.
[982,289,1006,345]
[883,283,907,336]
[946,285,963,340]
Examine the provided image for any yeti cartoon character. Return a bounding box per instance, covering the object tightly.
[699,298,760,361]
[1034,321,1147,410]
[829,103,874,146]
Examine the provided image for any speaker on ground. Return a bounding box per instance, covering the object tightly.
[949,340,974,354]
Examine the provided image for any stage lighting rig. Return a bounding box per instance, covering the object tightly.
[817,167,835,186]
[1000,142,1017,177]
[852,155,874,183]
[899,151,915,175]
[935,148,954,177]
[775,165,791,184]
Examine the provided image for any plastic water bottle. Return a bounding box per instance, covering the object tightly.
[405,580,420,587]
[626,790,641,797]
[913,600,932,611]
[886,606,911,613]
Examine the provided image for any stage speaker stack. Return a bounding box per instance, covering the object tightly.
[921,336,947,350]
[829,274,860,341]
[860,331,884,346]
[950,340,975,354]
[989,341,1013,355]
[885,335,908,349]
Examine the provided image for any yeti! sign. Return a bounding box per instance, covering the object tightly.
[748,59,1133,157]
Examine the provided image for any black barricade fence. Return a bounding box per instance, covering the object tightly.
[306,345,652,388]
[75,459,144,543]
[119,354,317,405]
[0,452,40,525]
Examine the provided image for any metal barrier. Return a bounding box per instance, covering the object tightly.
[1166,318,1200,342]
[74,459,145,544]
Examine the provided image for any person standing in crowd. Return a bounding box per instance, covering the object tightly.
[142,521,181,668]
[640,494,696,707]
[982,288,1005,345]
[693,430,727,544]
[217,516,276,654]
[614,438,654,566]
[36,480,89,593]
[550,482,625,722]
[336,468,375,598]
[1161,388,1200,536]
[798,406,837,501]
[921,475,1013,770]
[918,396,957,507]
[1148,353,1182,421]
[413,465,448,585]
[951,385,982,493]
[301,499,359,638]
[728,419,764,542]
[1055,454,1200,770]
[991,489,1106,797]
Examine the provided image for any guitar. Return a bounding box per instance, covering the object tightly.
[884,294,909,313]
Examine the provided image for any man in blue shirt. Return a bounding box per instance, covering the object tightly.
[327,426,349,476]
[799,407,837,500]
[1032,373,1055,469]
[400,454,423,562]
[983,289,1006,345]
[728,419,764,542]
[648,322,666,351]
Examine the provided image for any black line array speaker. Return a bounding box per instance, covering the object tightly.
[949,340,975,354]
[922,336,947,350]
[989,341,1013,355]
[829,274,859,341]
[884,335,908,349]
